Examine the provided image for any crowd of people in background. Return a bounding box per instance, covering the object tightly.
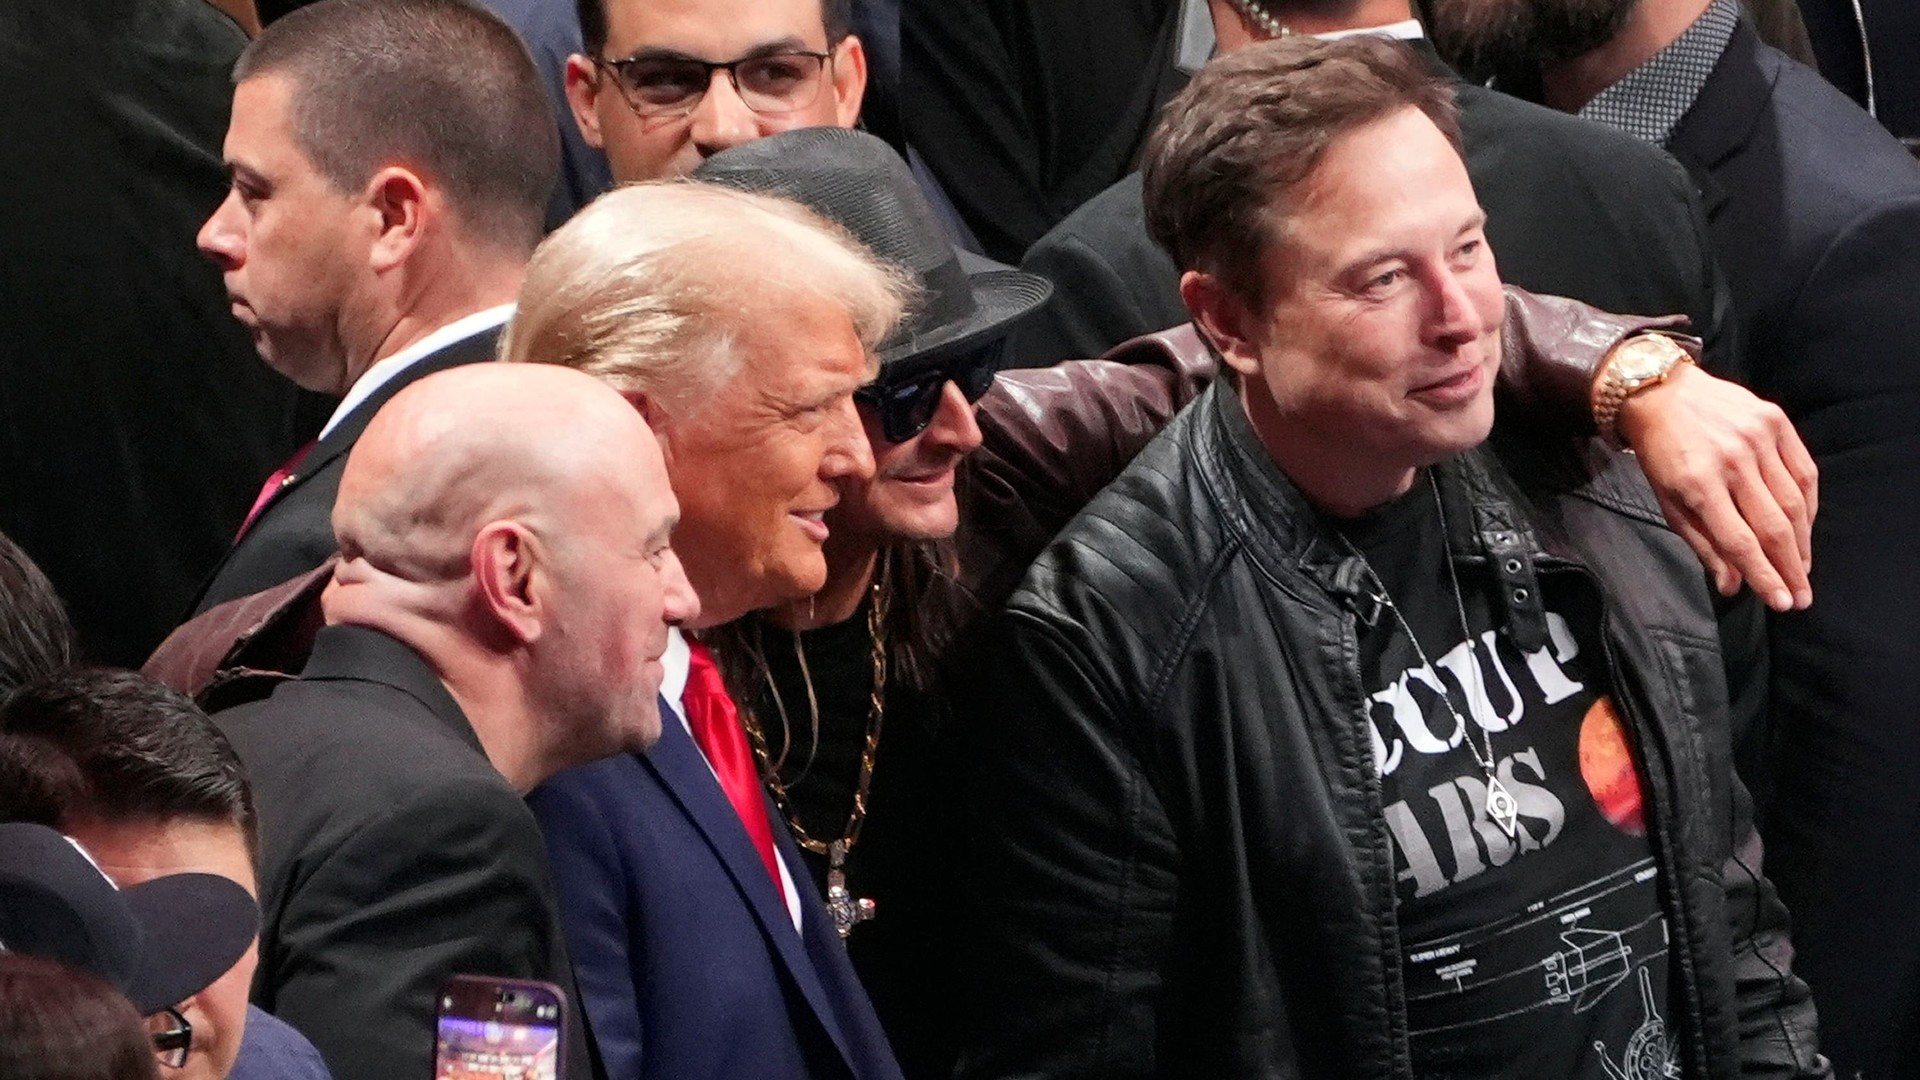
[1,0,1917,1078]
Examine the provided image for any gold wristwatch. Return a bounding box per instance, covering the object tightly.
[1592,334,1694,449]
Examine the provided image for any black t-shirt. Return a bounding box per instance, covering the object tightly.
[1336,480,1677,1079]
[754,608,876,894]
[750,605,952,1076]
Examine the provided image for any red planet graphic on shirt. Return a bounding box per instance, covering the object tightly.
[1579,697,1646,836]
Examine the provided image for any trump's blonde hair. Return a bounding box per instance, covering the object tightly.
[500,181,912,420]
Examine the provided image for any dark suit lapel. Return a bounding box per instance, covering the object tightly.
[771,795,867,1068]
[190,324,506,615]
[257,324,504,523]
[1666,19,1774,220]
[640,718,859,1071]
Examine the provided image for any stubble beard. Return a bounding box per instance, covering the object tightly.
[1427,0,1642,83]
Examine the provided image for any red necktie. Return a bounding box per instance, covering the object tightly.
[682,640,788,907]
[236,439,316,540]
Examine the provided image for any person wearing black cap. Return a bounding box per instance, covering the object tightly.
[681,124,1829,1077]
[0,670,331,1080]
[0,821,260,1067]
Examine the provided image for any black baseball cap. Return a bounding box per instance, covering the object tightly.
[0,821,259,1014]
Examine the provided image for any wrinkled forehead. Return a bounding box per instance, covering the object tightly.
[697,292,873,414]
[602,0,833,56]
[1257,110,1482,272]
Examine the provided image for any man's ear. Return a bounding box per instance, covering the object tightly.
[471,521,547,646]
[564,54,607,150]
[1181,269,1264,377]
[364,166,430,274]
[830,35,869,126]
[623,391,679,470]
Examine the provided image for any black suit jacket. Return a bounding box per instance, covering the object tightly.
[903,0,1189,263]
[214,624,596,1080]
[1008,42,1736,378]
[190,325,501,614]
[1664,21,1920,1074]
[1797,0,1920,145]
[0,0,312,666]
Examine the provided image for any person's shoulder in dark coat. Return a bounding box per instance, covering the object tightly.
[214,626,580,1080]
[1451,81,1740,377]
[1671,20,1920,384]
[1009,172,1191,368]
[0,0,309,665]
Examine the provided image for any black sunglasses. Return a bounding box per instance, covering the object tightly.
[854,345,1000,443]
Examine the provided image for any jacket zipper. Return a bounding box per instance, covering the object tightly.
[1334,602,1419,1080]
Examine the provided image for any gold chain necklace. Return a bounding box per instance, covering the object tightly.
[739,555,889,937]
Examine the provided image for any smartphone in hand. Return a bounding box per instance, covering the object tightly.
[433,975,567,1080]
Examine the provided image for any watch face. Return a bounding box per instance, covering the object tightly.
[1615,341,1677,382]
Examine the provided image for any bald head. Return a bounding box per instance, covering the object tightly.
[327,363,697,789]
[334,364,657,588]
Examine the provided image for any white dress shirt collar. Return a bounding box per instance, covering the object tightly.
[1175,4,1428,73]
[317,304,515,441]
[660,628,805,933]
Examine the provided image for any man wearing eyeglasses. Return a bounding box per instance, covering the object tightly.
[565,0,866,183]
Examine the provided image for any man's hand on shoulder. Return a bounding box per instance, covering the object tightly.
[1615,355,1817,611]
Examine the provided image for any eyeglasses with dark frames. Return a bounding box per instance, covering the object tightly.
[854,345,1001,444]
[147,1006,192,1069]
[593,49,835,118]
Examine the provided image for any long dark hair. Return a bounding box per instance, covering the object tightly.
[705,535,967,728]
[0,953,159,1080]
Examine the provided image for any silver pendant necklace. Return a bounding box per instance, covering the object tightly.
[1336,474,1522,838]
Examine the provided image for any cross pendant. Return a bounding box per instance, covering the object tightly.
[1485,775,1521,838]
[826,840,876,939]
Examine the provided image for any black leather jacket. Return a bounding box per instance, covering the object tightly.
[950,379,1828,1079]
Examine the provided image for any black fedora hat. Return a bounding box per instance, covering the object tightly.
[0,821,259,1014]
[693,127,1051,370]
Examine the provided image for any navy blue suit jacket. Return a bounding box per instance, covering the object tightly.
[1665,18,1920,1075]
[529,703,904,1080]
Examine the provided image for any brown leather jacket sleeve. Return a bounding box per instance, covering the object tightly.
[960,287,1695,613]
[143,559,332,710]
[1496,287,1693,436]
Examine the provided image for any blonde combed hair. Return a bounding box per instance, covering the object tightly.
[500,181,913,419]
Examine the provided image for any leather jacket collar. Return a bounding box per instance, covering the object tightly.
[1195,376,1555,651]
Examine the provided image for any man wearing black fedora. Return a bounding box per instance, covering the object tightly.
[689,127,1054,1078]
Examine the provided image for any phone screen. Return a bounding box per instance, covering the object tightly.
[434,977,564,1080]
